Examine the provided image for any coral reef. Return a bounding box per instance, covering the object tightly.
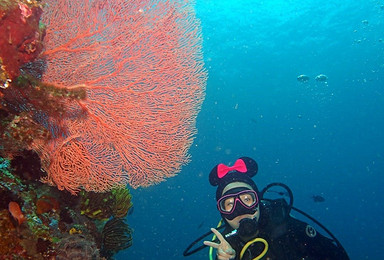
[0,0,87,159]
[0,0,45,81]
[10,149,45,181]
[1,2,135,257]
[55,234,101,260]
[2,0,206,195]
[0,208,34,258]
[1,0,204,257]
[0,155,134,259]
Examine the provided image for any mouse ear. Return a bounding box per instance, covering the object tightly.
[208,157,258,186]
[239,157,258,178]
[209,165,220,186]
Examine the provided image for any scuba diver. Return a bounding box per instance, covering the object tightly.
[184,157,349,260]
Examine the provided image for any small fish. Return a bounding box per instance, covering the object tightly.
[8,201,26,225]
[297,74,310,83]
[312,195,325,203]
[315,74,328,82]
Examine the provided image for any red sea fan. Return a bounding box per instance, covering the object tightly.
[35,0,206,194]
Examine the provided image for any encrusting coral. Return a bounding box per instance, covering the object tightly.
[0,155,134,259]
[0,0,87,159]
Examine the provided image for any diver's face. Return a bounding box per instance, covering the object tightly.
[221,182,260,229]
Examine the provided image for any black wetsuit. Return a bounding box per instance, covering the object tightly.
[219,199,350,260]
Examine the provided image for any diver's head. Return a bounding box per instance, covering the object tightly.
[209,157,260,229]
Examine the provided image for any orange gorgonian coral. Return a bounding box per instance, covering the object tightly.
[31,0,206,194]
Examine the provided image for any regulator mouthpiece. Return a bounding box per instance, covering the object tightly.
[237,218,258,239]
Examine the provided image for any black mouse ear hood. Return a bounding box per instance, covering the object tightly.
[209,157,258,186]
[208,157,259,200]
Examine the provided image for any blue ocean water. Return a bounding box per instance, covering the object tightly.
[119,0,384,259]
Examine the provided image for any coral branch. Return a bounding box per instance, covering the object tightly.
[33,0,206,193]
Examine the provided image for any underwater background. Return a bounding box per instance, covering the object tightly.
[121,0,384,259]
